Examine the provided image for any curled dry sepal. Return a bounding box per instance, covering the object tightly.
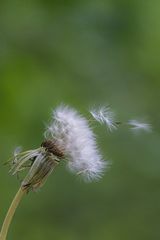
[10,105,107,192]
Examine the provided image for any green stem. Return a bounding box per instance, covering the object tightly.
[0,188,26,240]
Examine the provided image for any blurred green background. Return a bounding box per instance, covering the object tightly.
[0,1,160,239]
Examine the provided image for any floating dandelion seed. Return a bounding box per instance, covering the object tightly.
[90,106,119,131]
[128,119,152,133]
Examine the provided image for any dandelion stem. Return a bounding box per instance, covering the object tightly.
[0,187,26,240]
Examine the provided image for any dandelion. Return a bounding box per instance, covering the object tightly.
[0,105,107,240]
[90,106,119,131]
[0,104,152,240]
[128,119,152,133]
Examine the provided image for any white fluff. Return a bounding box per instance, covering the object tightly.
[128,119,152,133]
[45,105,106,181]
[90,106,117,131]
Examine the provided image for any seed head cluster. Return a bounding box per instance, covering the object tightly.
[45,105,106,181]
[10,105,107,191]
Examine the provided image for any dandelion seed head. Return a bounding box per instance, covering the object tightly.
[90,106,118,131]
[10,105,108,190]
[46,105,107,181]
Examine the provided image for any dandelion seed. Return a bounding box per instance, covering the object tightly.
[90,106,118,131]
[128,119,152,133]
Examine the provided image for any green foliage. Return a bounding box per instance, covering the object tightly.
[0,1,160,239]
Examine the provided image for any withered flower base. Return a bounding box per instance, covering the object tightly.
[0,140,64,240]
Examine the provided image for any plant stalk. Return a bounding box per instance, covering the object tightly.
[0,187,26,240]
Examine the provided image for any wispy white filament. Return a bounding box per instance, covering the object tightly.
[45,105,107,181]
[128,119,152,133]
[90,106,118,131]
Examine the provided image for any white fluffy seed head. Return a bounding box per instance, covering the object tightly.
[45,105,107,181]
[128,119,152,133]
[90,106,118,131]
